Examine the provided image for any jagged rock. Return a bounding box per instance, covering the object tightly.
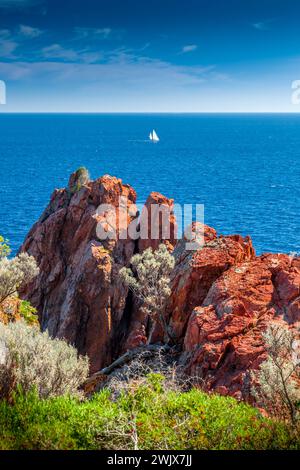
[20,173,177,373]
[167,232,255,341]
[20,171,300,401]
[122,191,178,351]
[20,173,137,372]
[182,253,300,399]
[138,191,177,253]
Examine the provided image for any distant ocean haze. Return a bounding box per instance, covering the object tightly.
[0,113,299,255]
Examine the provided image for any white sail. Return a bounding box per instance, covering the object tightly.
[152,129,159,142]
[149,132,153,140]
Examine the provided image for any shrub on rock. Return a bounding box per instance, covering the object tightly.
[119,244,175,344]
[0,253,39,306]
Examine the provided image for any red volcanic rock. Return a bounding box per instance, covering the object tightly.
[20,172,138,373]
[121,191,178,350]
[182,253,300,400]
[138,191,177,252]
[20,174,178,372]
[19,171,300,402]
[167,232,255,341]
[262,253,300,323]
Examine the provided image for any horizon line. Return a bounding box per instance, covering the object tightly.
[1,111,300,115]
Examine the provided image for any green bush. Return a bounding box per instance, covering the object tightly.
[0,252,39,305]
[19,300,39,325]
[119,244,175,343]
[0,374,298,450]
[69,167,90,194]
[0,235,10,259]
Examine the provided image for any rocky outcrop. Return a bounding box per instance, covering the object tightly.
[20,171,300,400]
[20,172,138,372]
[178,252,300,399]
[120,192,178,351]
[138,191,177,253]
[20,172,176,372]
[167,232,255,341]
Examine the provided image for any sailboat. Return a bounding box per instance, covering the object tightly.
[149,129,160,142]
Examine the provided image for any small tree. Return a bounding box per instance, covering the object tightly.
[119,244,175,344]
[251,323,300,425]
[0,252,39,306]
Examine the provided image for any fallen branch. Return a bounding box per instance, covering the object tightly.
[103,344,170,376]
[83,344,171,392]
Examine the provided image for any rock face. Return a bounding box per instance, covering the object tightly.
[138,191,177,253]
[20,172,176,373]
[177,251,300,400]
[20,171,300,400]
[20,173,138,372]
[121,192,177,351]
[167,232,255,341]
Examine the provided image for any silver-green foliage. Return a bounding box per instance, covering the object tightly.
[251,322,300,424]
[0,252,39,305]
[0,321,89,399]
[119,244,175,343]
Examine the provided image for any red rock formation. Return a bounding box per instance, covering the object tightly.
[20,174,177,372]
[138,191,177,252]
[167,232,255,341]
[20,172,138,372]
[20,171,300,402]
[180,253,300,399]
[123,191,178,350]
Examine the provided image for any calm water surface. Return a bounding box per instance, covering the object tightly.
[0,113,299,255]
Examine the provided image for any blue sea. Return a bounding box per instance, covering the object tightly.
[0,113,299,255]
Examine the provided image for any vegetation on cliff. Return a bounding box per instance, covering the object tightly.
[120,244,175,344]
[0,236,40,325]
[251,323,300,424]
[0,238,39,308]
[68,166,90,194]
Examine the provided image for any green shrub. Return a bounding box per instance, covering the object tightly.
[0,236,10,259]
[0,321,89,400]
[119,244,175,343]
[19,300,39,325]
[0,252,39,305]
[69,167,90,194]
[0,374,298,450]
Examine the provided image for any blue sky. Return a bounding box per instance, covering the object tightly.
[0,0,300,111]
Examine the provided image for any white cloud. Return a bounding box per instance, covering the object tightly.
[252,22,267,31]
[0,29,10,38]
[0,39,18,57]
[74,27,112,40]
[42,44,79,61]
[252,19,275,31]
[41,43,101,63]
[0,52,215,87]
[0,50,234,111]
[19,24,43,38]
[182,44,198,53]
